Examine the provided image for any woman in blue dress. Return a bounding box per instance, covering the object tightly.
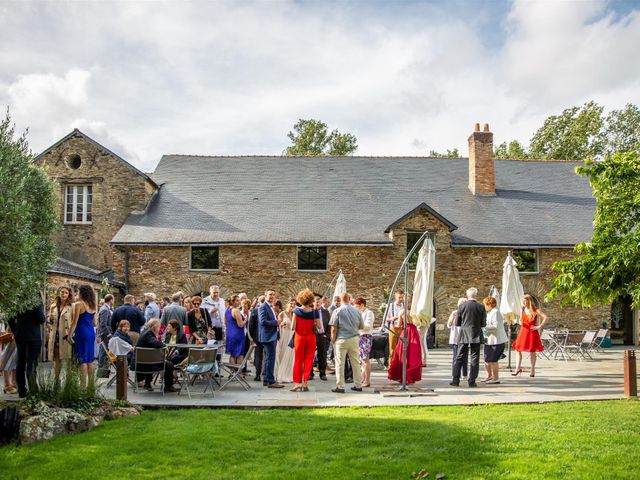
[69,284,97,387]
[225,294,247,365]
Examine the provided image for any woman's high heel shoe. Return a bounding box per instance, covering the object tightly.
[529,373,535,377]
[511,368,523,376]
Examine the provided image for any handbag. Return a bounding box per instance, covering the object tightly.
[288,333,295,349]
[0,332,13,346]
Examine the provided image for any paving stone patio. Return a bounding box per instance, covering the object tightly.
[100,346,630,408]
[1,347,630,408]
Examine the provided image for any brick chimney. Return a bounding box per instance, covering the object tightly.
[468,123,495,196]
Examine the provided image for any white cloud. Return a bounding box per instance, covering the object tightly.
[0,0,638,170]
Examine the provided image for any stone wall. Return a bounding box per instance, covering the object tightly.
[113,209,609,345]
[36,132,155,271]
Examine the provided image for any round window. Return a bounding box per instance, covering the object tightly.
[66,154,82,169]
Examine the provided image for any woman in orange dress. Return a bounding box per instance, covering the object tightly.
[512,294,548,377]
[290,288,322,392]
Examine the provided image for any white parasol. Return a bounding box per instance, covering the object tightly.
[499,252,525,325]
[489,285,501,306]
[410,238,435,327]
[332,271,347,300]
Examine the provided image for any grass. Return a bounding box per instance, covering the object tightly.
[1,400,638,479]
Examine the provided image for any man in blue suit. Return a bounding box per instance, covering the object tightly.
[258,289,284,388]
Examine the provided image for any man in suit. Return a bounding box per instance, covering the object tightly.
[97,294,114,376]
[8,297,46,398]
[111,294,146,344]
[258,289,283,388]
[450,287,487,388]
[312,294,331,381]
[160,292,188,331]
[248,295,265,382]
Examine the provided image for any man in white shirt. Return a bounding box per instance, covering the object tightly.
[202,285,225,340]
[386,290,405,364]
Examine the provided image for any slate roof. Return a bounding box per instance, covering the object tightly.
[110,155,595,247]
[49,257,125,287]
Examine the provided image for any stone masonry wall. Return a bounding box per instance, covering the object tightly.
[113,209,609,345]
[36,133,155,271]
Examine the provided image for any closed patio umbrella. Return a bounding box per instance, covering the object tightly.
[489,285,500,306]
[500,252,525,369]
[332,271,347,299]
[410,238,435,327]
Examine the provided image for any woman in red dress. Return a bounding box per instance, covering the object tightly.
[388,295,423,384]
[512,294,548,377]
[290,288,322,392]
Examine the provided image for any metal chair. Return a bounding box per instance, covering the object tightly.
[132,347,167,395]
[590,329,609,353]
[178,347,218,399]
[99,342,134,388]
[219,344,255,391]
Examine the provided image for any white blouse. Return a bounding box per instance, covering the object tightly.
[485,308,508,345]
[359,309,375,335]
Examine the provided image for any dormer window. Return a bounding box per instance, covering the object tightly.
[65,184,92,224]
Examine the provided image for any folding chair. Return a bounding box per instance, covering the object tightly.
[580,331,597,359]
[177,347,218,399]
[564,332,587,360]
[590,329,608,354]
[538,330,555,359]
[132,347,167,395]
[219,344,254,391]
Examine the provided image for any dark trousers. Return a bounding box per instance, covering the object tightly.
[452,343,480,385]
[16,340,41,397]
[253,342,264,379]
[212,326,224,341]
[451,344,468,377]
[262,340,277,384]
[137,361,174,389]
[242,334,250,372]
[316,334,329,375]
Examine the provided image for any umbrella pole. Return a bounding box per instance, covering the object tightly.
[507,324,512,370]
[401,263,408,391]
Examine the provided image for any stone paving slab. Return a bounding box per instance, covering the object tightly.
[0,347,630,408]
[99,346,629,408]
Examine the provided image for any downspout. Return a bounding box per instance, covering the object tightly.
[123,248,129,294]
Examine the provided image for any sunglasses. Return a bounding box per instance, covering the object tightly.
[193,302,201,305]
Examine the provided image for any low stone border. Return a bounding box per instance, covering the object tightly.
[18,401,142,444]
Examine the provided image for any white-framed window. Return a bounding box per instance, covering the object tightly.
[297,246,328,271]
[64,184,92,224]
[512,249,539,274]
[190,246,220,271]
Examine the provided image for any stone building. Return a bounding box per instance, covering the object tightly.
[35,124,638,346]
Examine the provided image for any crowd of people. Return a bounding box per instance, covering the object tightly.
[0,282,548,398]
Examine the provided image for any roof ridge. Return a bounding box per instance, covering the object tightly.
[161,154,468,159]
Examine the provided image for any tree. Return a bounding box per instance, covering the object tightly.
[528,101,604,160]
[494,140,528,159]
[601,103,640,158]
[546,150,640,308]
[284,119,357,156]
[0,109,58,318]
[428,148,460,158]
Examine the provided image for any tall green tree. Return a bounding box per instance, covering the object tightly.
[601,103,640,158]
[285,119,357,156]
[546,150,640,308]
[494,140,528,159]
[528,101,604,160]
[0,109,58,317]
[428,148,460,158]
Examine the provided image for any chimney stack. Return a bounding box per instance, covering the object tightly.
[468,122,495,196]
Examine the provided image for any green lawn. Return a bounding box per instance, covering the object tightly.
[1,400,638,479]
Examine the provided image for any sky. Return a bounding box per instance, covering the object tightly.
[1,0,639,171]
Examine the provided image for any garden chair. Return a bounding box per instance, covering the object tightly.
[132,347,167,395]
[563,332,588,360]
[538,330,556,359]
[590,329,609,354]
[219,344,255,391]
[177,347,218,399]
[101,340,136,388]
[578,330,597,360]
